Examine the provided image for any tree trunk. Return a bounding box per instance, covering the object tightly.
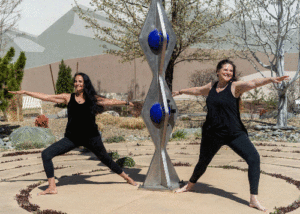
[165,59,175,92]
[276,90,287,127]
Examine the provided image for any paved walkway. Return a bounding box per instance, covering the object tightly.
[1,140,300,214]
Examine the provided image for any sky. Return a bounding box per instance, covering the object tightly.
[16,0,92,36]
[16,0,239,37]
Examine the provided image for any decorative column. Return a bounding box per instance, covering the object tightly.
[139,0,180,190]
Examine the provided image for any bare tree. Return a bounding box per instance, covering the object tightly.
[0,0,22,53]
[74,0,237,91]
[189,68,217,108]
[231,0,300,127]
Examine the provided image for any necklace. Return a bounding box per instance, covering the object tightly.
[75,94,84,104]
[216,82,228,92]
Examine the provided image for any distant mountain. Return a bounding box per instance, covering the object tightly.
[1,5,118,69]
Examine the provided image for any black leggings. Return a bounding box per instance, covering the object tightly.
[189,133,260,195]
[41,136,123,178]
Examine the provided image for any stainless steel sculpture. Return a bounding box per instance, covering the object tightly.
[139,0,180,190]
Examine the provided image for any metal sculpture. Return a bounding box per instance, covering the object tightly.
[139,0,180,190]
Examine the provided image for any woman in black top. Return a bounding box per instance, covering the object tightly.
[9,73,137,196]
[172,59,288,212]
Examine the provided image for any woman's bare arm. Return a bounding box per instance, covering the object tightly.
[233,75,289,97]
[8,90,70,104]
[172,82,212,97]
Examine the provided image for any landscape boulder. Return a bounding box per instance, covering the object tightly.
[10,126,56,146]
[57,109,68,118]
[102,111,120,117]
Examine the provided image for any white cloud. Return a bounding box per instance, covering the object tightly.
[16,0,92,35]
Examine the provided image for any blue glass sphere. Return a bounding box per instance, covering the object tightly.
[148,29,169,51]
[150,102,171,124]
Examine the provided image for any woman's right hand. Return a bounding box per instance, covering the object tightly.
[172,91,181,97]
[8,90,26,95]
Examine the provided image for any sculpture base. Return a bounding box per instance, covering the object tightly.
[138,183,180,192]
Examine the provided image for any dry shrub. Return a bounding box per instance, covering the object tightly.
[97,122,104,131]
[34,115,49,128]
[119,117,146,129]
[96,114,121,125]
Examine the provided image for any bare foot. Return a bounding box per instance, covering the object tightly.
[249,196,267,212]
[175,182,195,193]
[37,188,57,196]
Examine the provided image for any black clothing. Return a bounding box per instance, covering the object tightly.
[203,81,247,138]
[42,136,123,178]
[65,93,100,142]
[190,81,260,195]
[42,93,123,178]
[189,133,260,195]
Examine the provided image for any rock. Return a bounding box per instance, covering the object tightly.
[254,125,263,130]
[102,111,120,117]
[47,114,58,119]
[3,137,9,142]
[242,113,259,119]
[248,132,255,137]
[272,131,281,136]
[10,126,56,146]
[0,127,4,133]
[57,109,68,118]
[272,126,296,130]
[4,141,12,147]
[289,134,298,141]
[0,138,4,146]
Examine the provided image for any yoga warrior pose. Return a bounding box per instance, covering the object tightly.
[172,59,289,212]
[9,73,138,195]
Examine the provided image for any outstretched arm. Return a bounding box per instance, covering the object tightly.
[172,82,212,97]
[8,90,69,104]
[233,75,289,97]
[96,96,134,107]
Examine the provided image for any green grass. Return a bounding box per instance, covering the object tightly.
[171,130,187,140]
[105,136,125,143]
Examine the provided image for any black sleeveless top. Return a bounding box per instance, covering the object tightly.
[64,93,100,142]
[202,81,247,138]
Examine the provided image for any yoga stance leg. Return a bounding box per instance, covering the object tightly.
[42,137,77,178]
[84,136,123,174]
[39,137,77,195]
[176,134,222,193]
[227,134,260,195]
[227,134,265,211]
[85,136,137,186]
[189,134,223,183]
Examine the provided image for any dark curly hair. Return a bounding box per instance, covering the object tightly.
[74,73,104,115]
[216,59,238,82]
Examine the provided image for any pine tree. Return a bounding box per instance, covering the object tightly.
[55,60,74,107]
[0,47,26,121]
[0,47,15,111]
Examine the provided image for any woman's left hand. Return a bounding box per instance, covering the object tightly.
[271,75,289,83]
